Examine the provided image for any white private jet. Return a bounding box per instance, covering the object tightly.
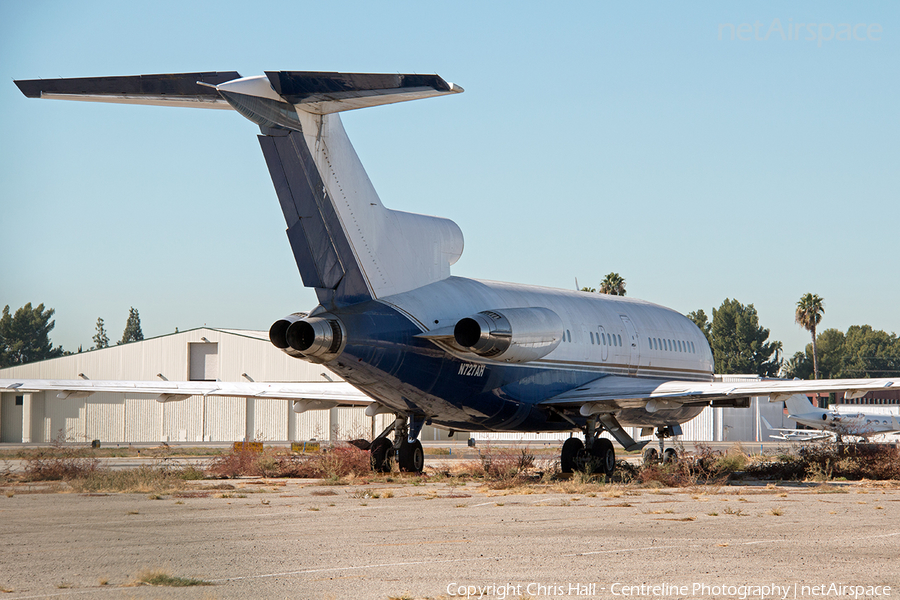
[763,394,900,442]
[8,71,900,474]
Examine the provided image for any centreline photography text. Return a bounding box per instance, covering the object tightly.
[445,581,892,600]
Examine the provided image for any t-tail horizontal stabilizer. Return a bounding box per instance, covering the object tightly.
[14,72,242,109]
[15,71,466,305]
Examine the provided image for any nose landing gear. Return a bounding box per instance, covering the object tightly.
[641,425,682,465]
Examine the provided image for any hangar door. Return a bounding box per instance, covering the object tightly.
[1,394,24,442]
[189,343,219,381]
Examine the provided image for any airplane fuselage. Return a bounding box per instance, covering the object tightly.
[319,276,714,432]
[792,411,900,438]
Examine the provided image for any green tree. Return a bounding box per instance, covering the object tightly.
[710,298,781,377]
[599,272,626,296]
[783,328,845,379]
[119,307,144,345]
[795,293,825,379]
[782,350,812,379]
[93,317,109,349]
[0,303,64,367]
[687,309,712,347]
[784,326,900,379]
[841,325,900,378]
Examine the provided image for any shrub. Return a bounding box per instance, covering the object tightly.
[22,447,100,482]
[205,443,372,479]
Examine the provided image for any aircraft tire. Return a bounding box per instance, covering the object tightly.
[370,438,393,473]
[642,447,659,465]
[663,448,677,464]
[560,437,584,473]
[399,439,424,473]
[591,438,616,476]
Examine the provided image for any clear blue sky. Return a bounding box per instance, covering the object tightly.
[2,1,897,361]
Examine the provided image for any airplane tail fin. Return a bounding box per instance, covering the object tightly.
[784,393,819,416]
[15,71,466,306]
[221,72,467,306]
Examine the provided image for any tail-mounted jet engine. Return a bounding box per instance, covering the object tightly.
[269,313,346,363]
[453,307,563,363]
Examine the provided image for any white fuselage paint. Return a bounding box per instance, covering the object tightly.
[381,276,715,382]
[792,410,900,438]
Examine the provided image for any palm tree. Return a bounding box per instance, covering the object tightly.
[795,293,825,379]
[599,272,626,296]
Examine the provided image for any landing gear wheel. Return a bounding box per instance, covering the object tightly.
[560,437,584,473]
[398,439,424,473]
[642,447,659,465]
[370,438,393,473]
[663,448,677,464]
[591,438,616,476]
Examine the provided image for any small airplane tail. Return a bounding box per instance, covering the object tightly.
[15,71,466,307]
[783,393,820,417]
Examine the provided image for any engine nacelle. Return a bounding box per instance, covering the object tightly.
[269,312,308,359]
[269,313,346,363]
[453,307,563,363]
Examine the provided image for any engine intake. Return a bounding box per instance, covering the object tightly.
[453,307,563,363]
[269,313,346,363]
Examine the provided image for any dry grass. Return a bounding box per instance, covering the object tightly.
[205,443,371,480]
[135,568,213,587]
[67,465,201,494]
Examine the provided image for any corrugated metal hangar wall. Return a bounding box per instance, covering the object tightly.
[0,328,425,444]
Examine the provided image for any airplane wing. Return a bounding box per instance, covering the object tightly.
[540,374,899,414]
[0,378,370,412]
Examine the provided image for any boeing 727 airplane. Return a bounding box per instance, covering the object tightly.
[8,71,900,474]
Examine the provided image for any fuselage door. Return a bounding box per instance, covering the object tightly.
[619,315,640,375]
[598,326,609,362]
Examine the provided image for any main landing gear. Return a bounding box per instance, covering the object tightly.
[560,415,617,476]
[556,409,651,475]
[641,425,682,465]
[370,414,425,474]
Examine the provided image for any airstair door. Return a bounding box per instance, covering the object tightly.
[619,315,640,376]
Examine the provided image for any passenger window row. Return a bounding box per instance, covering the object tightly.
[590,331,623,346]
[649,337,695,354]
[588,331,622,347]
[560,329,695,355]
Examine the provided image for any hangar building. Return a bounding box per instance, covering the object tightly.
[0,328,408,444]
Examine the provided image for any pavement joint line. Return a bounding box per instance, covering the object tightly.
[210,556,494,582]
[5,586,124,599]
